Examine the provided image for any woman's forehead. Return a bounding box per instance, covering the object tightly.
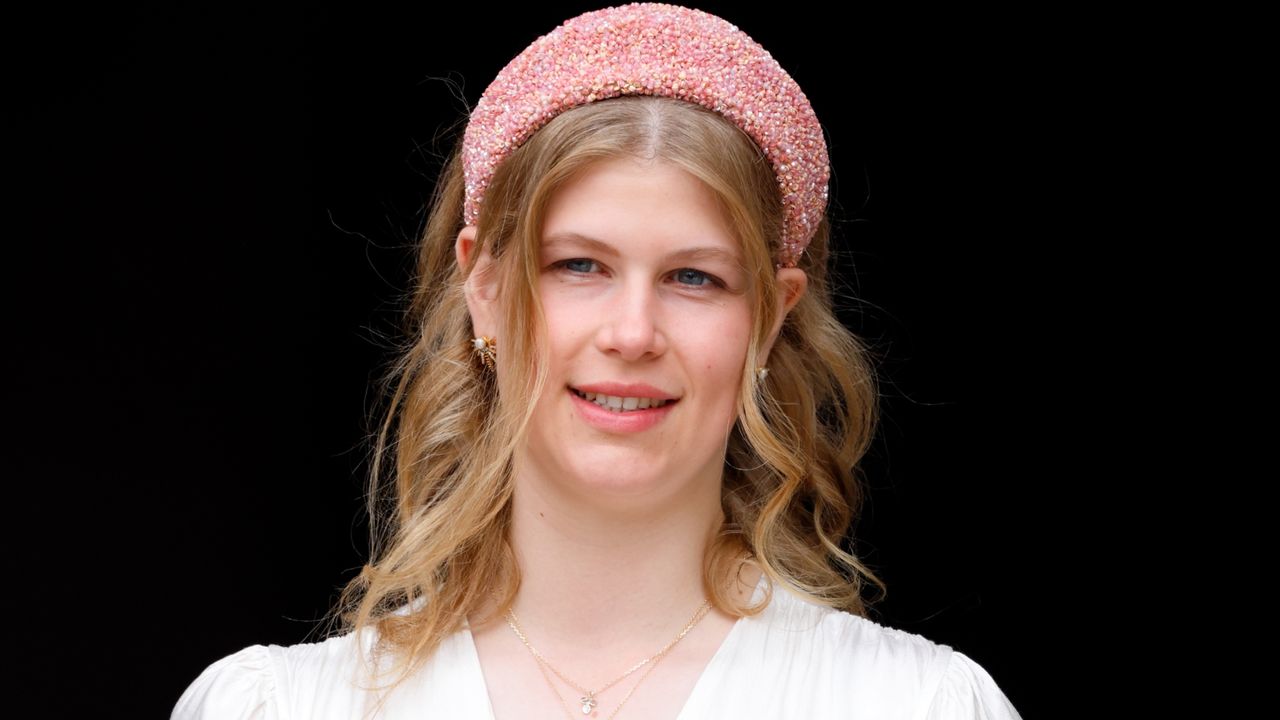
[543,158,738,234]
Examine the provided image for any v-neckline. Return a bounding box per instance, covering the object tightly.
[460,574,767,720]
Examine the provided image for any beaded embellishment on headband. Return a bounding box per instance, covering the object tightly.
[460,2,830,269]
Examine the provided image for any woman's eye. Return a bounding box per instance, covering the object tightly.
[559,258,598,273]
[674,268,714,287]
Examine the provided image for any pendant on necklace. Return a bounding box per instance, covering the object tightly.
[580,692,597,714]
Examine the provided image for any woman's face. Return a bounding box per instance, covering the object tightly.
[520,156,755,511]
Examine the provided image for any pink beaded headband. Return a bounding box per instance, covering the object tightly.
[460,2,830,269]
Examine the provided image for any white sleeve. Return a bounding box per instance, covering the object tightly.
[924,650,1023,720]
[171,644,280,720]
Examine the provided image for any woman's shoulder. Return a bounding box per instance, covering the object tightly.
[757,584,953,671]
[171,642,281,720]
[733,585,1023,718]
[170,630,380,720]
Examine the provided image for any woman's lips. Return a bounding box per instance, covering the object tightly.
[568,386,677,433]
[569,387,676,409]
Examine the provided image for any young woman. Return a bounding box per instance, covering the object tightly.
[174,4,1022,718]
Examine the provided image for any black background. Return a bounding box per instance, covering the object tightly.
[6,3,1101,717]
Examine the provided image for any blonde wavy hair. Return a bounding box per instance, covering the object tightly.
[330,95,885,700]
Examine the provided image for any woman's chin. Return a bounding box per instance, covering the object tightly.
[562,458,667,496]
[515,440,717,512]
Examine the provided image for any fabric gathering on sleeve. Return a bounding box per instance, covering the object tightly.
[171,644,280,720]
[924,650,1023,720]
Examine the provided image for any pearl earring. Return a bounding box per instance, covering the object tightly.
[471,336,497,371]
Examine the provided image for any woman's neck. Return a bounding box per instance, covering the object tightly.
[468,459,758,660]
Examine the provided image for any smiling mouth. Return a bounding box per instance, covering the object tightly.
[569,387,678,412]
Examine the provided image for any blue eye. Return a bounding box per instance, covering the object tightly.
[674,269,712,286]
[563,256,596,270]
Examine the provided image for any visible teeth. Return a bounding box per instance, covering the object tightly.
[573,389,670,412]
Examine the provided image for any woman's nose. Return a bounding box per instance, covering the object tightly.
[595,275,667,362]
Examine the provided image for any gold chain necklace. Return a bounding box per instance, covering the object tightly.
[504,598,713,718]
[528,639,668,720]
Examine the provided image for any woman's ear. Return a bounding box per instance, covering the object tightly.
[757,267,807,367]
[455,225,501,339]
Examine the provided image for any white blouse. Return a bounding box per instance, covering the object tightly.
[173,576,1023,719]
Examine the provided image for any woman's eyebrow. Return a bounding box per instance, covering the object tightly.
[543,231,742,265]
